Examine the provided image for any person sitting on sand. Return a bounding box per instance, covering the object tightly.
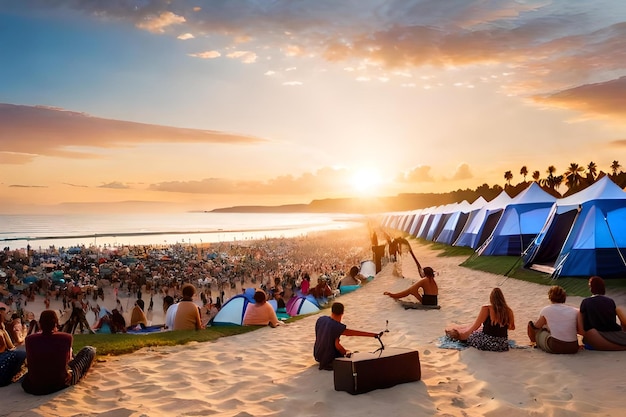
[173,284,202,331]
[22,310,96,395]
[243,290,281,327]
[446,287,515,352]
[26,311,40,335]
[300,273,311,295]
[163,295,178,331]
[384,266,438,306]
[338,266,364,288]
[527,286,580,354]
[309,278,333,299]
[8,313,26,347]
[108,309,126,333]
[313,302,382,370]
[578,276,626,351]
[128,298,148,330]
[0,312,27,386]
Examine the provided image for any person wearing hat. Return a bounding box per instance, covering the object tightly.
[22,310,96,395]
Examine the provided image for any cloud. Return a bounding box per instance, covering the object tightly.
[609,139,626,147]
[397,166,434,183]
[98,182,130,189]
[7,1,626,122]
[9,184,47,188]
[149,167,350,195]
[226,50,258,63]
[450,163,473,181]
[282,81,303,86]
[63,182,88,188]
[189,50,221,59]
[136,11,186,34]
[0,152,37,165]
[177,33,195,40]
[533,76,626,121]
[0,104,268,164]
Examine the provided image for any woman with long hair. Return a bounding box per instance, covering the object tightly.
[446,287,515,352]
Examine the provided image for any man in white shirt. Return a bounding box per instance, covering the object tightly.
[528,286,580,354]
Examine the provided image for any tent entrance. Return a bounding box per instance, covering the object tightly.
[528,263,555,275]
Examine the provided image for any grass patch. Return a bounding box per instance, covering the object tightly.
[458,253,626,297]
[71,314,312,357]
[408,236,626,297]
[72,326,258,356]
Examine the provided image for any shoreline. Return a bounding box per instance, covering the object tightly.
[0,213,367,251]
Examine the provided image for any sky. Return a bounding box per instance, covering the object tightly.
[1,0,626,214]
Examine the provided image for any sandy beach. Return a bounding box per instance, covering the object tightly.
[2,240,626,417]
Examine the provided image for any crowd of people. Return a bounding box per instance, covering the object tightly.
[3,228,626,390]
[1,226,381,390]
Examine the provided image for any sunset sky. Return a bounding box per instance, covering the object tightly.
[1,1,625,214]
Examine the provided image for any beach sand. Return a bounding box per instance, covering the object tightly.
[2,241,626,417]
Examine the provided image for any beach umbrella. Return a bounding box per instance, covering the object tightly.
[23,276,39,284]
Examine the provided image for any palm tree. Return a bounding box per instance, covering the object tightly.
[564,163,585,190]
[532,170,540,182]
[520,166,528,182]
[587,161,597,179]
[611,160,622,176]
[504,170,513,186]
[553,174,564,190]
[542,165,557,189]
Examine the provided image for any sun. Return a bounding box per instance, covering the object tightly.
[350,168,383,195]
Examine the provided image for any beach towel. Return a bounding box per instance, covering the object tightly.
[437,335,530,350]
[400,301,441,310]
[126,324,164,334]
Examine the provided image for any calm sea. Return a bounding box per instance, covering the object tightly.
[0,212,365,251]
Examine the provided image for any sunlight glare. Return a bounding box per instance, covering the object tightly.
[350,168,382,195]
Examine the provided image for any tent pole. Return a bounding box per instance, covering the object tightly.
[603,215,626,268]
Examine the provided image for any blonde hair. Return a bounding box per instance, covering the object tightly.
[489,288,513,327]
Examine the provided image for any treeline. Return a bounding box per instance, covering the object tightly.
[211,163,626,214]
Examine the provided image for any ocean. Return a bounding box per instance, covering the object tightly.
[0,212,366,251]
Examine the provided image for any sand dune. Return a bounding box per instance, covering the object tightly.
[2,241,626,417]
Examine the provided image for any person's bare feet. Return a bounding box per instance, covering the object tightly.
[445,329,460,340]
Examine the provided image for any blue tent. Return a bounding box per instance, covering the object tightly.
[435,200,472,245]
[524,176,626,278]
[454,191,512,249]
[416,205,443,239]
[212,289,256,326]
[478,183,557,256]
[426,203,464,242]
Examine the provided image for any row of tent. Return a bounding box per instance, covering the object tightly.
[382,176,626,279]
